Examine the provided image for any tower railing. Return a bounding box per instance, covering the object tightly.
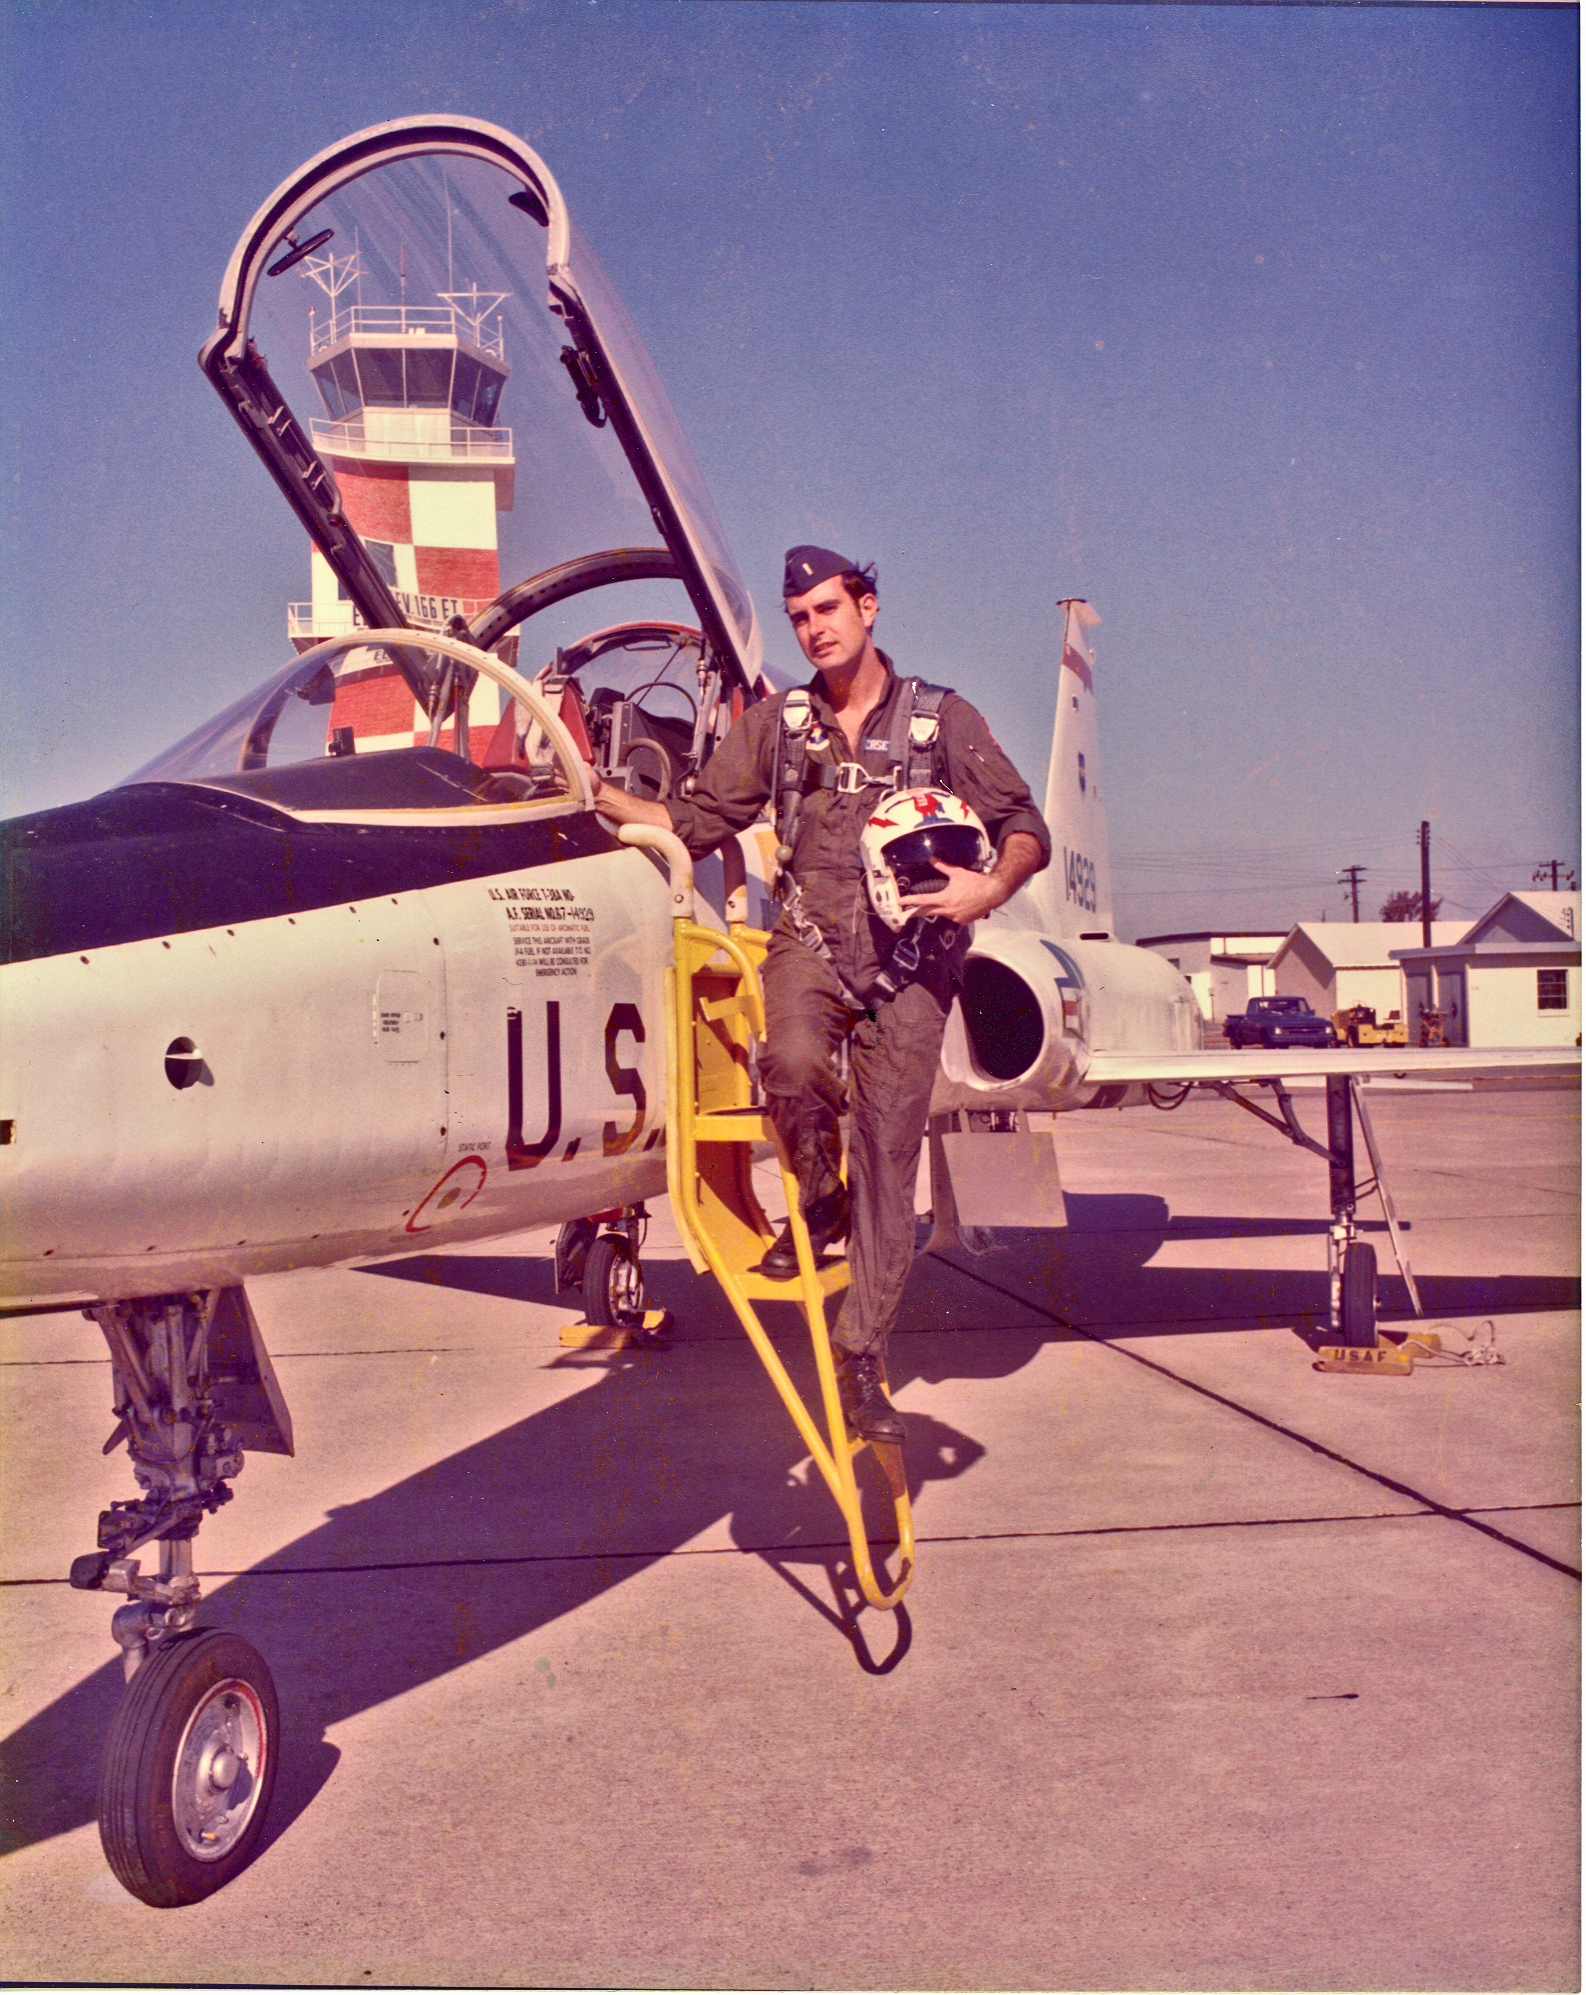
[309,417,513,463]
[308,304,506,360]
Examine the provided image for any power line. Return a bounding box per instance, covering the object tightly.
[1336,863,1368,922]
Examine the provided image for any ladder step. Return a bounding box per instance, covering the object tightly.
[739,1259,850,1302]
[692,1111,775,1142]
[698,993,759,1024]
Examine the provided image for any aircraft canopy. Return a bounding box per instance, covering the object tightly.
[199,116,762,692]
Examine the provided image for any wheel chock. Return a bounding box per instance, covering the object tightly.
[1314,1331,1442,1375]
[558,1308,672,1351]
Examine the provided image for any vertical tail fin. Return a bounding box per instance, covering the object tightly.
[1024,600,1115,938]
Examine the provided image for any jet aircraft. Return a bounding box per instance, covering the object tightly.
[0,114,1574,1909]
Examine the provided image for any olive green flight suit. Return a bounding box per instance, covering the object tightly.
[665,657,1049,1359]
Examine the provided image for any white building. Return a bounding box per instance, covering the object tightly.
[1391,893,1580,1047]
[1268,921,1467,1021]
[1133,931,1288,1023]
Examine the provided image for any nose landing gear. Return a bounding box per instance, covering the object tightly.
[98,1627,279,1906]
[70,1288,293,1906]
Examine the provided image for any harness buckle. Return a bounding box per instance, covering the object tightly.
[832,761,876,795]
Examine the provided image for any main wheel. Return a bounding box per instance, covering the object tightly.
[1340,1241,1378,1348]
[98,1628,279,1906]
[584,1233,645,1326]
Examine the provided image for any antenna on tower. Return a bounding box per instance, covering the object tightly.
[302,246,361,347]
[439,284,510,350]
[303,247,361,304]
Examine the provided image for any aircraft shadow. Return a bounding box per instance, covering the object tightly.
[0,1326,975,1864]
[369,1191,1577,1354]
[3,1190,1573,1865]
[899,1192,1580,1350]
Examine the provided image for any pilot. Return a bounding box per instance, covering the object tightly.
[589,546,1049,1443]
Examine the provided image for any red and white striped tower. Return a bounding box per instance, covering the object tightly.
[289,249,516,757]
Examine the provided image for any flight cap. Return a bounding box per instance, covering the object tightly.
[782,544,874,599]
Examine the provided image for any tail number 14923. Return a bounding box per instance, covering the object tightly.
[1064,846,1097,914]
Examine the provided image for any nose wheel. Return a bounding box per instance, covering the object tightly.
[98,1628,279,1907]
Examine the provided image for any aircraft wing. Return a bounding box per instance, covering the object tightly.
[1081,1044,1580,1086]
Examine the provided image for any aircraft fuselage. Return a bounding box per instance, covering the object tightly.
[1,782,672,1306]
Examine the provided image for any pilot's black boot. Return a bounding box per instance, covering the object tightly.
[834,1349,907,1445]
[759,1186,850,1280]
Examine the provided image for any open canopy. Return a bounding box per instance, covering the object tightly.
[198,115,762,694]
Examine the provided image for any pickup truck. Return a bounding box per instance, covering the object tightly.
[1223,995,1337,1049]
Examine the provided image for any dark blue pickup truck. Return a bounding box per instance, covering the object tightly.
[1224,995,1337,1049]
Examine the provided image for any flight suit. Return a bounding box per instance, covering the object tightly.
[665,656,1049,1359]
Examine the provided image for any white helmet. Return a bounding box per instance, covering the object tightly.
[860,788,993,931]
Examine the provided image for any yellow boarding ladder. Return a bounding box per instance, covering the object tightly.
[658,893,915,1614]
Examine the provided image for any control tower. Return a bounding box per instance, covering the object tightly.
[290,248,516,758]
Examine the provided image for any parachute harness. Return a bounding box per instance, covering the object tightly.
[771,679,953,1009]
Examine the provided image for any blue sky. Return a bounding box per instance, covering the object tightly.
[2,0,1577,937]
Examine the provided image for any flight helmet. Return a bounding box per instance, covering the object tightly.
[860,788,992,930]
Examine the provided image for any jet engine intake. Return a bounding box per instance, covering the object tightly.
[932,927,1201,1114]
[934,930,1087,1112]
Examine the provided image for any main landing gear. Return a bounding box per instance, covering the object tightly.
[70,1288,294,1905]
[555,1205,671,1345]
[1204,1071,1423,1349]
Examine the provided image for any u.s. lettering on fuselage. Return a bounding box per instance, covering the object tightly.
[1063,846,1098,913]
[503,998,657,1170]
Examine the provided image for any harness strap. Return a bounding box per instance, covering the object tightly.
[772,687,814,859]
[771,675,955,1002]
[888,679,950,790]
[783,878,943,1012]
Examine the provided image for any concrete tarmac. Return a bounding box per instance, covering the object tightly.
[0,1085,1577,1990]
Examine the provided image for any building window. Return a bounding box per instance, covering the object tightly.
[1537,969,1569,1010]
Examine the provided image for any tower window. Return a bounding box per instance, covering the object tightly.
[406,348,454,406]
[356,348,406,405]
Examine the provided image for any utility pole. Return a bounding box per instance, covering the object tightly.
[1337,864,1367,922]
[1419,821,1433,947]
[1533,860,1578,891]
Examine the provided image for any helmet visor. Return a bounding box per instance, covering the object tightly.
[884,822,985,895]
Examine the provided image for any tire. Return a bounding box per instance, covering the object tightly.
[1340,1241,1378,1348]
[554,1215,596,1292]
[584,1233,645,1326]
[98,1629,278,1907]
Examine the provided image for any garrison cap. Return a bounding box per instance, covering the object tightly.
[782,544,873,598]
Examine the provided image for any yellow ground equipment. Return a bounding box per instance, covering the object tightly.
[659,910,914,1613]
[1332,1004,1408,1048]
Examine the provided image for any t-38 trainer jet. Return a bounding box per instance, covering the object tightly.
[1,115,1573,1908]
